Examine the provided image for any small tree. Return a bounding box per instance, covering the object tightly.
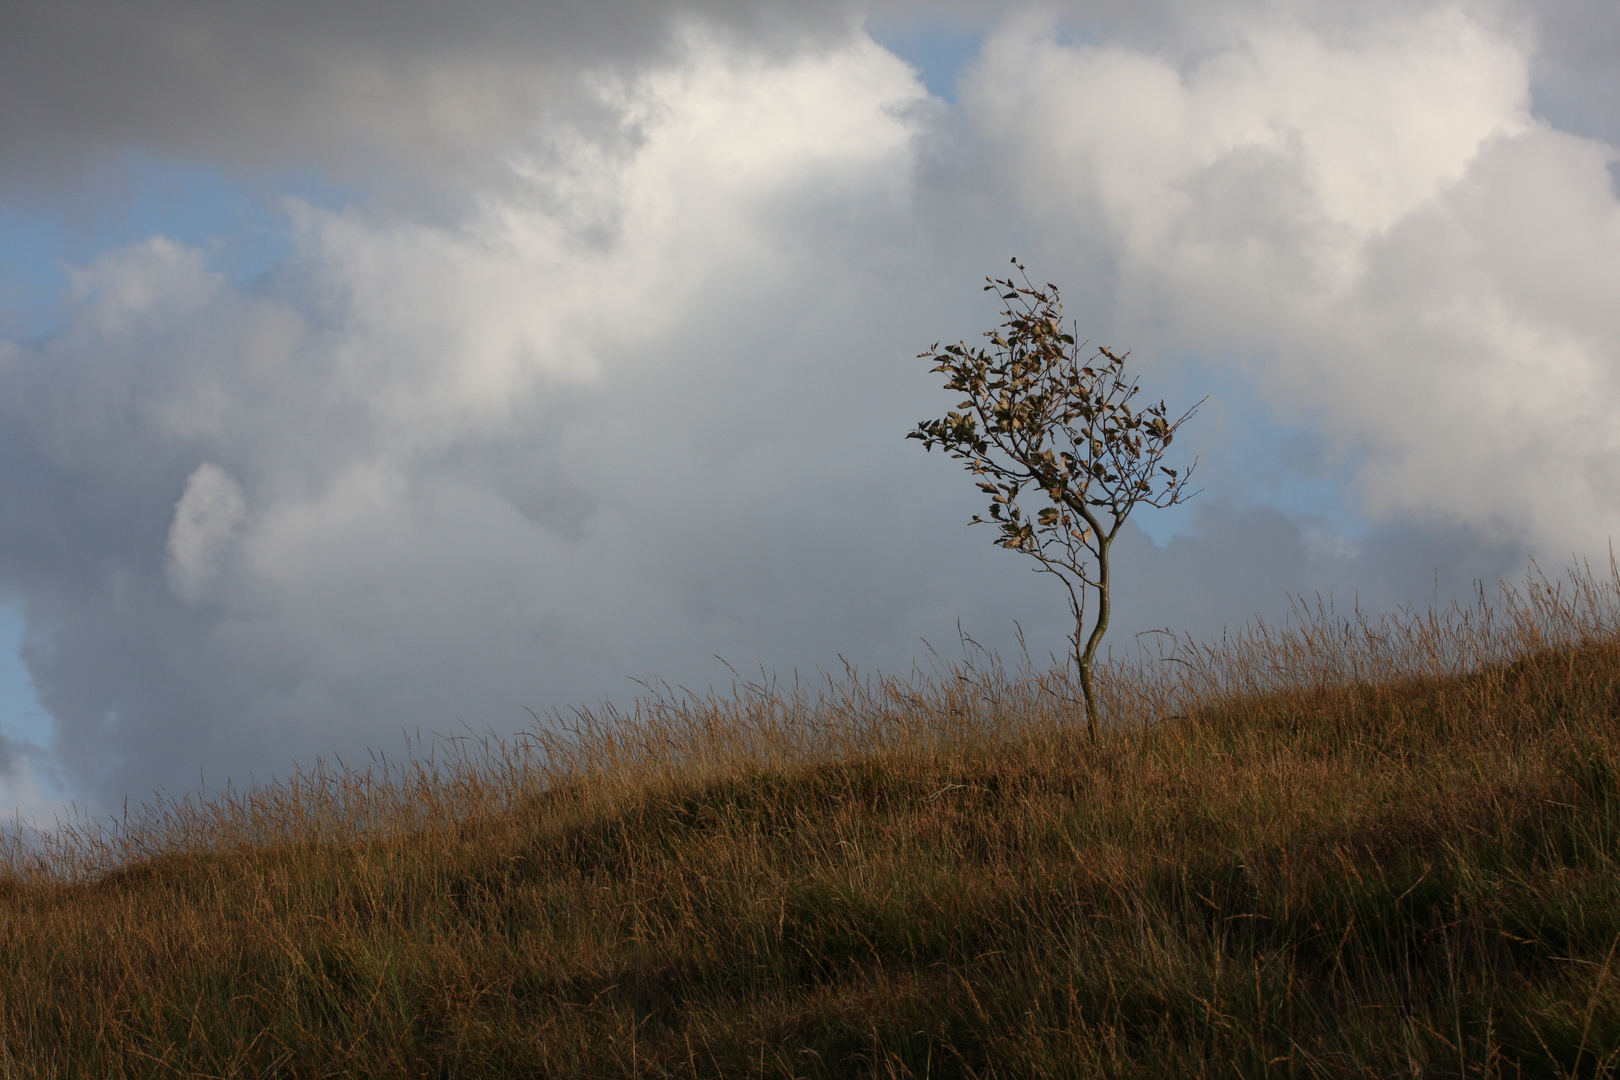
[909,261,1202,743]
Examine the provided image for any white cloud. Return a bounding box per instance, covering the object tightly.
[167,464,246,604]
[965,4,1620,555]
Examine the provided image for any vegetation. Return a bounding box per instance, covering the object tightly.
[909,261,1200,741]
[6,565,1620,1076]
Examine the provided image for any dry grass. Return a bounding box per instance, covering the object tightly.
[5,563,1620,1076]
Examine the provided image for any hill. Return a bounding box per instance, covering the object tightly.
[4,569,1620,1077]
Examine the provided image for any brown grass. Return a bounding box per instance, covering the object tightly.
[5,563,1620,1076]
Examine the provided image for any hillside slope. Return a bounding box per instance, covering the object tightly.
[5,575,1620,1077]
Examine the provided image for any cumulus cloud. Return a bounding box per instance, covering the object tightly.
[1,27,962,804]
[0,0,1615,813]
[964,4,1620,556]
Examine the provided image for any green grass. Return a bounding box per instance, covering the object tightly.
[6,568,1620,1076]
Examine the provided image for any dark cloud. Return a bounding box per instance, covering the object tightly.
[0,0,860,204]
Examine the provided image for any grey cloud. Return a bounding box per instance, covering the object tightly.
[0,0,861,205]
[1529,0,1620,142]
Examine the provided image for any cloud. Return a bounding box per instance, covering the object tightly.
[0,0,863,207]
[963,4,1620,556]
[1,27,959,805]
[167,464,246,604]
[1526,0,1620,142]
[0,1,1615,814]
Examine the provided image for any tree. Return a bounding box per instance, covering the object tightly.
[909,261,1202,744]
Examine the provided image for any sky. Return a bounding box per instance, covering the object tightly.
[0,0,1617,823]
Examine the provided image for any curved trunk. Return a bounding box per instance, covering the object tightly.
[1076,533,1112,745]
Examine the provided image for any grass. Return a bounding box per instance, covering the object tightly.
[5,566,1620,1076]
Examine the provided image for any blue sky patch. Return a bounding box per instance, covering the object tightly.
[0,155,356,341]
[867,19,985,103]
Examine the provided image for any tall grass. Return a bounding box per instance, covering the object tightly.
[4,561,1620,1076]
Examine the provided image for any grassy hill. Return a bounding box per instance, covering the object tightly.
[5,569,1620,1077]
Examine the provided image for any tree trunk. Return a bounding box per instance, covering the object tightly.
[1076,534,1113,745]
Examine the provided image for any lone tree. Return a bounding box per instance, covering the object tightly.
[909,261,1202,743]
